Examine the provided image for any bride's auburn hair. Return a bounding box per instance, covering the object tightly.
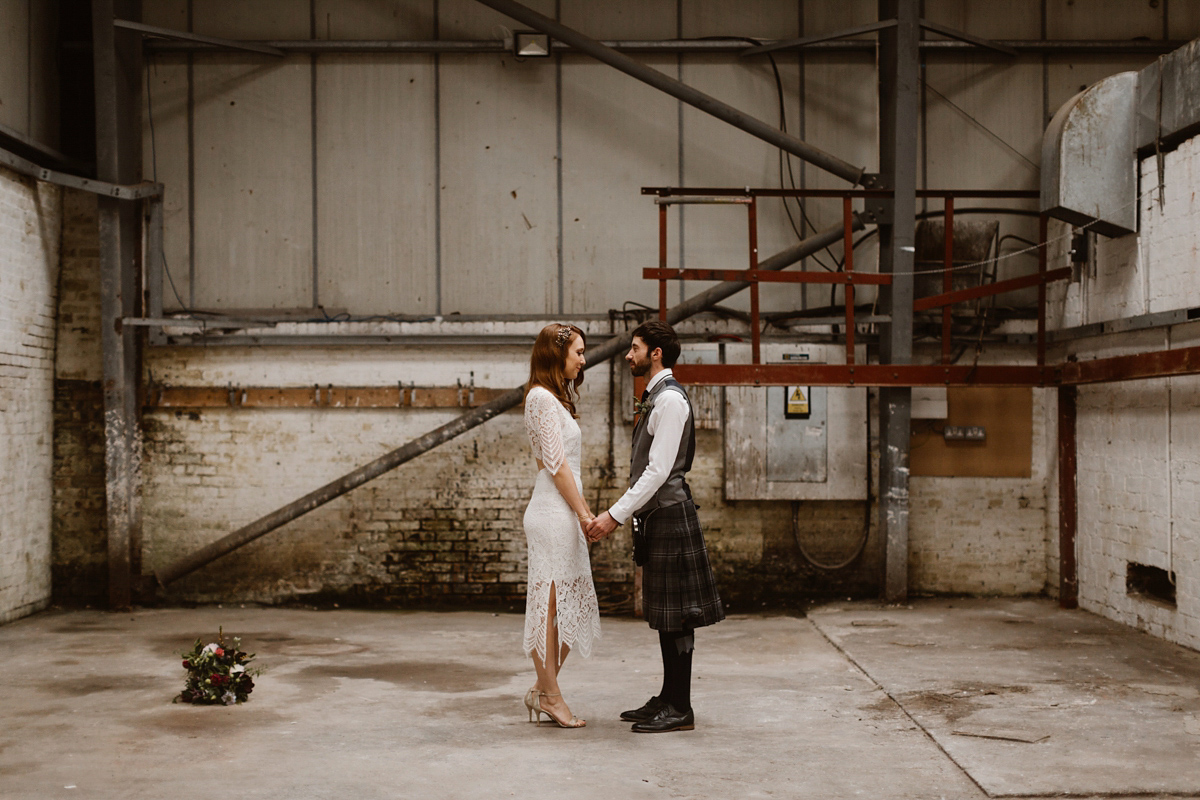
[527,323,586,417]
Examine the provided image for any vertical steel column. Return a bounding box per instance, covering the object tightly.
[1058,385,1078,608]
[1037,214,1048,367]
[145,195,165,346]
[658,202,668,320]
[843,196,856,365]
[748,197,760,364]
[93,0,145,608]
[941,197,954,364]
[877,0,919,602]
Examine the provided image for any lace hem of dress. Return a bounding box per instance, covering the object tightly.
[522,575,603,666]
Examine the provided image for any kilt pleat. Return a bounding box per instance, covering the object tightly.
[639,501,725,632]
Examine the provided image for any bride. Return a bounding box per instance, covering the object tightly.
[521,323,602,729]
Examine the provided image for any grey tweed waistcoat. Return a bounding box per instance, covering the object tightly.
[630,376,695,516]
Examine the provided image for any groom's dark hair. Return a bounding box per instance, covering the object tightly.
[632,319,681,367]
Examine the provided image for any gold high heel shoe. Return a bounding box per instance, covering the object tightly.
[524,687,538,722]
[535,692,585,728]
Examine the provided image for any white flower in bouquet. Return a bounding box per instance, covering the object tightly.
[202,643,219,655]
[231,664,245,674]
[221,691,237,706]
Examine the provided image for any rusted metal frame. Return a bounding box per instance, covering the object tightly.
[643,268,891,284]
[843,196,856,366]
[146,385,512,410]
[673,345,1200,388]
[152,221,856,588]
[473,0,868,186]
[1060,345,1200,385]
[941,197,953,364]
[1057,385,1078,609]
[1038,214,1049,367]
[913,268,1072,311]
[93,0,145,609]
[658,202,668,321]
[672,363,1048,387]
[748,198,761,364]
[114,19,286,57]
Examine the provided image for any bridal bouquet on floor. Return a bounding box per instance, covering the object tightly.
[176,627,262,705]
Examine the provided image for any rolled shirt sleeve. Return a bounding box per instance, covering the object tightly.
[609,387,690,525]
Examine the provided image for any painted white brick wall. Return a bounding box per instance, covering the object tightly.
[1048,134,1200,650]
[908,346,1052,596]
[0,167,61,624]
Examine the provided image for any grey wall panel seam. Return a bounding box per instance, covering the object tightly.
[798,0,807,308]
[556,0,562,315]
[434,0,441,316]
[556,52,563,315]
[677,0,684,303]
[26,0,31,136]
[186,0,195,308]
[310,0,318,308]
[311,54,319,308]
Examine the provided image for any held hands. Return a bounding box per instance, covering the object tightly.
[584,511,619,542]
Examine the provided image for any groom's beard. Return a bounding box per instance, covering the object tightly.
[629,356,651,377]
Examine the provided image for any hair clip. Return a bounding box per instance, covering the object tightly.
[555,325,573,347]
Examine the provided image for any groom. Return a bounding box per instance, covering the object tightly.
[586,319,724,733]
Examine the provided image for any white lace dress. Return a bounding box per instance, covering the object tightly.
[522,386,602,664]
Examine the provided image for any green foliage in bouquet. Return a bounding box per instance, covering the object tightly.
[176,627,263,705]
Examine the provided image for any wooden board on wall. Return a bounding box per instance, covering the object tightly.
[909,387,1032,478]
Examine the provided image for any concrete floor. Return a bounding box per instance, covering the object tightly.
[1,599,1198,799]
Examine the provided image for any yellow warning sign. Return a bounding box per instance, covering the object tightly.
[785,385,810,417]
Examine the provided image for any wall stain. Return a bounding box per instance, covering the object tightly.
[289,661,514,693]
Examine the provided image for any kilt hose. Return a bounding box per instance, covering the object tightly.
[637,500,725,632]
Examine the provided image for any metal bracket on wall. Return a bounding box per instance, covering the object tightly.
[0,145,161,200]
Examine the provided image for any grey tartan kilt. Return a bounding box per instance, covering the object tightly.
[637,500,726,632]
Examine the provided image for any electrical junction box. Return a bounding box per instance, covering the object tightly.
[724,343,868,501]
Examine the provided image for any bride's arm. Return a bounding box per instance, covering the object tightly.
[550,464,592,523]
[528,388,592,523]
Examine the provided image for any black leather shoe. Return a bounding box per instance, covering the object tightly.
[630,702,694,733]
[619,695,666,722]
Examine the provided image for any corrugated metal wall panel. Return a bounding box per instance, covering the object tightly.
[924,0,1040,39]
[133,0,1200,318]
[1171,4,1200,39]
[439,54,558,316]
[316,57,438,314]
[438,0,558,315]
[1046,0,1162,40]
[191,55,314,309]
[142,0,187,29]
[191,0,312,40]
[680,0,804,313]
[142,55,191,311]
[0,0,30,136]
[560,0,679,315]
[556,0,681,316]
[314,0,436,314]
[925,55,1043,299]
[28,0,58,148]
[802,0,879,236]
[314,0,435,40]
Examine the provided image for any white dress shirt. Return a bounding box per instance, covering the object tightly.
[609,368,691,524]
